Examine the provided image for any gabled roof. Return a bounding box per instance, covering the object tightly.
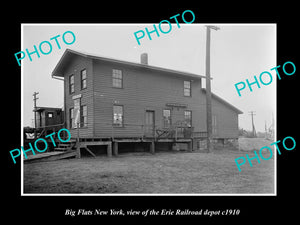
[201,89,243,114]
[51,49,207,79]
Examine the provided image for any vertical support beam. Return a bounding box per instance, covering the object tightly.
[107,142,112,157]
[33,92,39,139]
[187,141,192,152]
[168,142,173,151]
[206,26,213,153]
[76,122,81,158]
[150,141,155,154]
[113,141,118,156]
[111,124,115,141]
[76,143,81,158]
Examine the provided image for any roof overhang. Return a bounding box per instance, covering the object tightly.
[51,49,207,80]
[201,89,243,114]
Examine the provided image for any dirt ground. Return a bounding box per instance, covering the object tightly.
[23,147,275,194]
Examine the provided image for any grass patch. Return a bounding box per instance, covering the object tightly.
[23,150,274,194]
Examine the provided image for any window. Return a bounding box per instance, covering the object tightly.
[69,75,74,94]
[184,80,191,97]
[112,69,123,88]
[47,112,53,118]
[81,69,87,90]
[80,105,87,127]
[69,108,74,128]
[113,105,123,127]
[163,109,171,128]
[184,110,192,127]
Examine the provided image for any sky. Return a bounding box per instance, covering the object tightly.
[22,24,276,132]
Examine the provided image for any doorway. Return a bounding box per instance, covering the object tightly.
[145,110,155,137]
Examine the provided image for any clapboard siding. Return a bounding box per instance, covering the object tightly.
[211,99,239,138]
[55,50,241,139]
[92,60,205,137]
[63,55,94,138]
[195,90,240,138]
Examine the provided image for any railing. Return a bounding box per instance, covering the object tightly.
[33,121,206,141]
[93,121,195,140]
[193,131,208,138]
[24,122,65,139]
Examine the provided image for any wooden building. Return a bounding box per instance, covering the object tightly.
[51,49,242,155]
[34,106,64,135]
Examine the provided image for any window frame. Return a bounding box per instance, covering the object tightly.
[80,69,87,90]
[112,69,123,88]
[184,110,192,127]
[47,112,54,118]
[163,109,171,128]
[80,105,88,127]
[113,105,124,127]
[69,107,74,129]
[184,80,191,97]
[69,74,75,94]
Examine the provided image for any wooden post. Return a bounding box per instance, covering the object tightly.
[187,141,192,152]
[113,141,118,156]
[206,26,213,153]
[33,92,39,139]
[107,142,112,157]
[150,141,155,154]
[76,122,81,158]
[111,124,114,141]
[205,26,219,152]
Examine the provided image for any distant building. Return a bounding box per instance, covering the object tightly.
[34,107,64,135]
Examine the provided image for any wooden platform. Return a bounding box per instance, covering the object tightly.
[24,151,77,163]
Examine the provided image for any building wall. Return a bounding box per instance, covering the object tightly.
[211,98,239,139]
[36,109,63,128]
[63,55,94,138]
[92,60,204,138]
[197,90,240,139]
[62,55,240,139]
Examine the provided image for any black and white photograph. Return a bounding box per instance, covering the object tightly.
[21,24,276,195]
[4,5,298,225]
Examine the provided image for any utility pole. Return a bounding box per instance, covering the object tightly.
[33,92,39,138]
[205,25,220,152]
[249,111,256,137]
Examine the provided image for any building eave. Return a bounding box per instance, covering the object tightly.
[201,88,243,114]
[51,48,207,80]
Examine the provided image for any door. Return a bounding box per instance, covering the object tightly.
[145,110,155,137]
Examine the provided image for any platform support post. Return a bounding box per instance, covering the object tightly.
[113,142,118,156]
[107,142,112,157]
[150,141,155,154]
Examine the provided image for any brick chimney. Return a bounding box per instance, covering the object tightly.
[140,53,148,65]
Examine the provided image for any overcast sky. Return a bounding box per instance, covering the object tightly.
[22,24,276,132]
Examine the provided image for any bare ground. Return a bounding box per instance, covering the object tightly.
[23,148,275,194]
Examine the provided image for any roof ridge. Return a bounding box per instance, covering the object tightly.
[52,48,206,79]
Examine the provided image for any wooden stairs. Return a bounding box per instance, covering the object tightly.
[54,140,76,151]
[24,139,77,163]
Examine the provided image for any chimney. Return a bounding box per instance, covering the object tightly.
[140,53,148,65]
